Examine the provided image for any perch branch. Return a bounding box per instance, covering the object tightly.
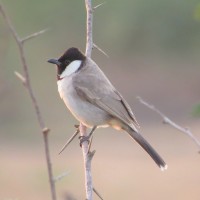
[79,1,96,199]
[79,123,94,200]
[85,0,93,58]
[0,4,57,200]
[137,96,200,151]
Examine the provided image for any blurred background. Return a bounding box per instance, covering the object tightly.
[0,0,200,199]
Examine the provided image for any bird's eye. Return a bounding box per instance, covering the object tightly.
[65,60,71,65]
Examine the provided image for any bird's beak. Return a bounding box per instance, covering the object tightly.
[47,58,61,66]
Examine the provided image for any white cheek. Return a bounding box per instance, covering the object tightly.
[60,60,81,78]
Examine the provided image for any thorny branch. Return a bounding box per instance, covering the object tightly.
[79,1,107,199]
[79,1,96,200]
[137,96,200,152]
[85,0,93,58]
[0,4,57,200]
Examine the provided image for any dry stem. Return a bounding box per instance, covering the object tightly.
[137,96,200,151]
[0,4,56,200]
[80,1,95,199]
[85,0,93,58]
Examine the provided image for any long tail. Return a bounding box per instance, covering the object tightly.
[124,126,167,171]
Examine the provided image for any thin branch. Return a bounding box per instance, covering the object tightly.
[93,43,109,58]
[93,187,104,200]
[79,124,94,200]
[85,0,93,58]
[14,71,27,86]
[59,129,79,154]
[54,171,70,182]
[43,128,57,200]
[93,2,106,10]
[0,4,20,43]
[81,1,95,200]
[0,3,57,200]
[21,28,49,43]
[137,96,200,151]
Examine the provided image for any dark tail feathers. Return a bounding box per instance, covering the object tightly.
[124,126,167,170]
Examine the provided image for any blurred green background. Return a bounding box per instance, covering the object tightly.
[1,0,200,200]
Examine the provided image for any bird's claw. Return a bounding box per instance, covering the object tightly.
[79,135,90,147]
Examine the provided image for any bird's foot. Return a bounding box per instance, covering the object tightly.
[78,126,97,147]
[74,124,79,129]
[79,135,90,147]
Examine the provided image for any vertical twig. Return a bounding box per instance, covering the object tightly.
[0,4,57,200]
[85,0,93,58]
[80,124,94,200]
[80,1,94,199]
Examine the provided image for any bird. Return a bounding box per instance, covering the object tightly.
[48,47,167,170]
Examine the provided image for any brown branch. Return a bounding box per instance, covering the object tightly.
[0,3,57,200]
[137,96,200,151]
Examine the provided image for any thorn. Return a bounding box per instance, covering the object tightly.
[21,28,49,43]
[93,2,106,10]
[14,71,26,85]
[53,171,70,182]
[59,129,80,154]
[93,187,104,200]
[93,43,109,58]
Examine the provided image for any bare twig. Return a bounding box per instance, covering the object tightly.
[93,2,106,10]
[93,187,104,200]
[0,3,57,200]
[93,43,109,58]
[54,171,70,182]
[59,129,80,154]
[21,28,49,43]
[14,71,27,86]
[79,124,94,200]
[79,1,96,199]
[85,0,93,58]
[137,96,200,151]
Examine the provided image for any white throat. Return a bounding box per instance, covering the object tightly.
[60,60,82,78]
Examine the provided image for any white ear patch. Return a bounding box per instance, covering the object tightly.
[60,60,82,78]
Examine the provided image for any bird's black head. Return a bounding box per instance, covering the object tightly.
[48,47,86,79]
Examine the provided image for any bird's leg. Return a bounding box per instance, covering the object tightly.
[79,126,97,146]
